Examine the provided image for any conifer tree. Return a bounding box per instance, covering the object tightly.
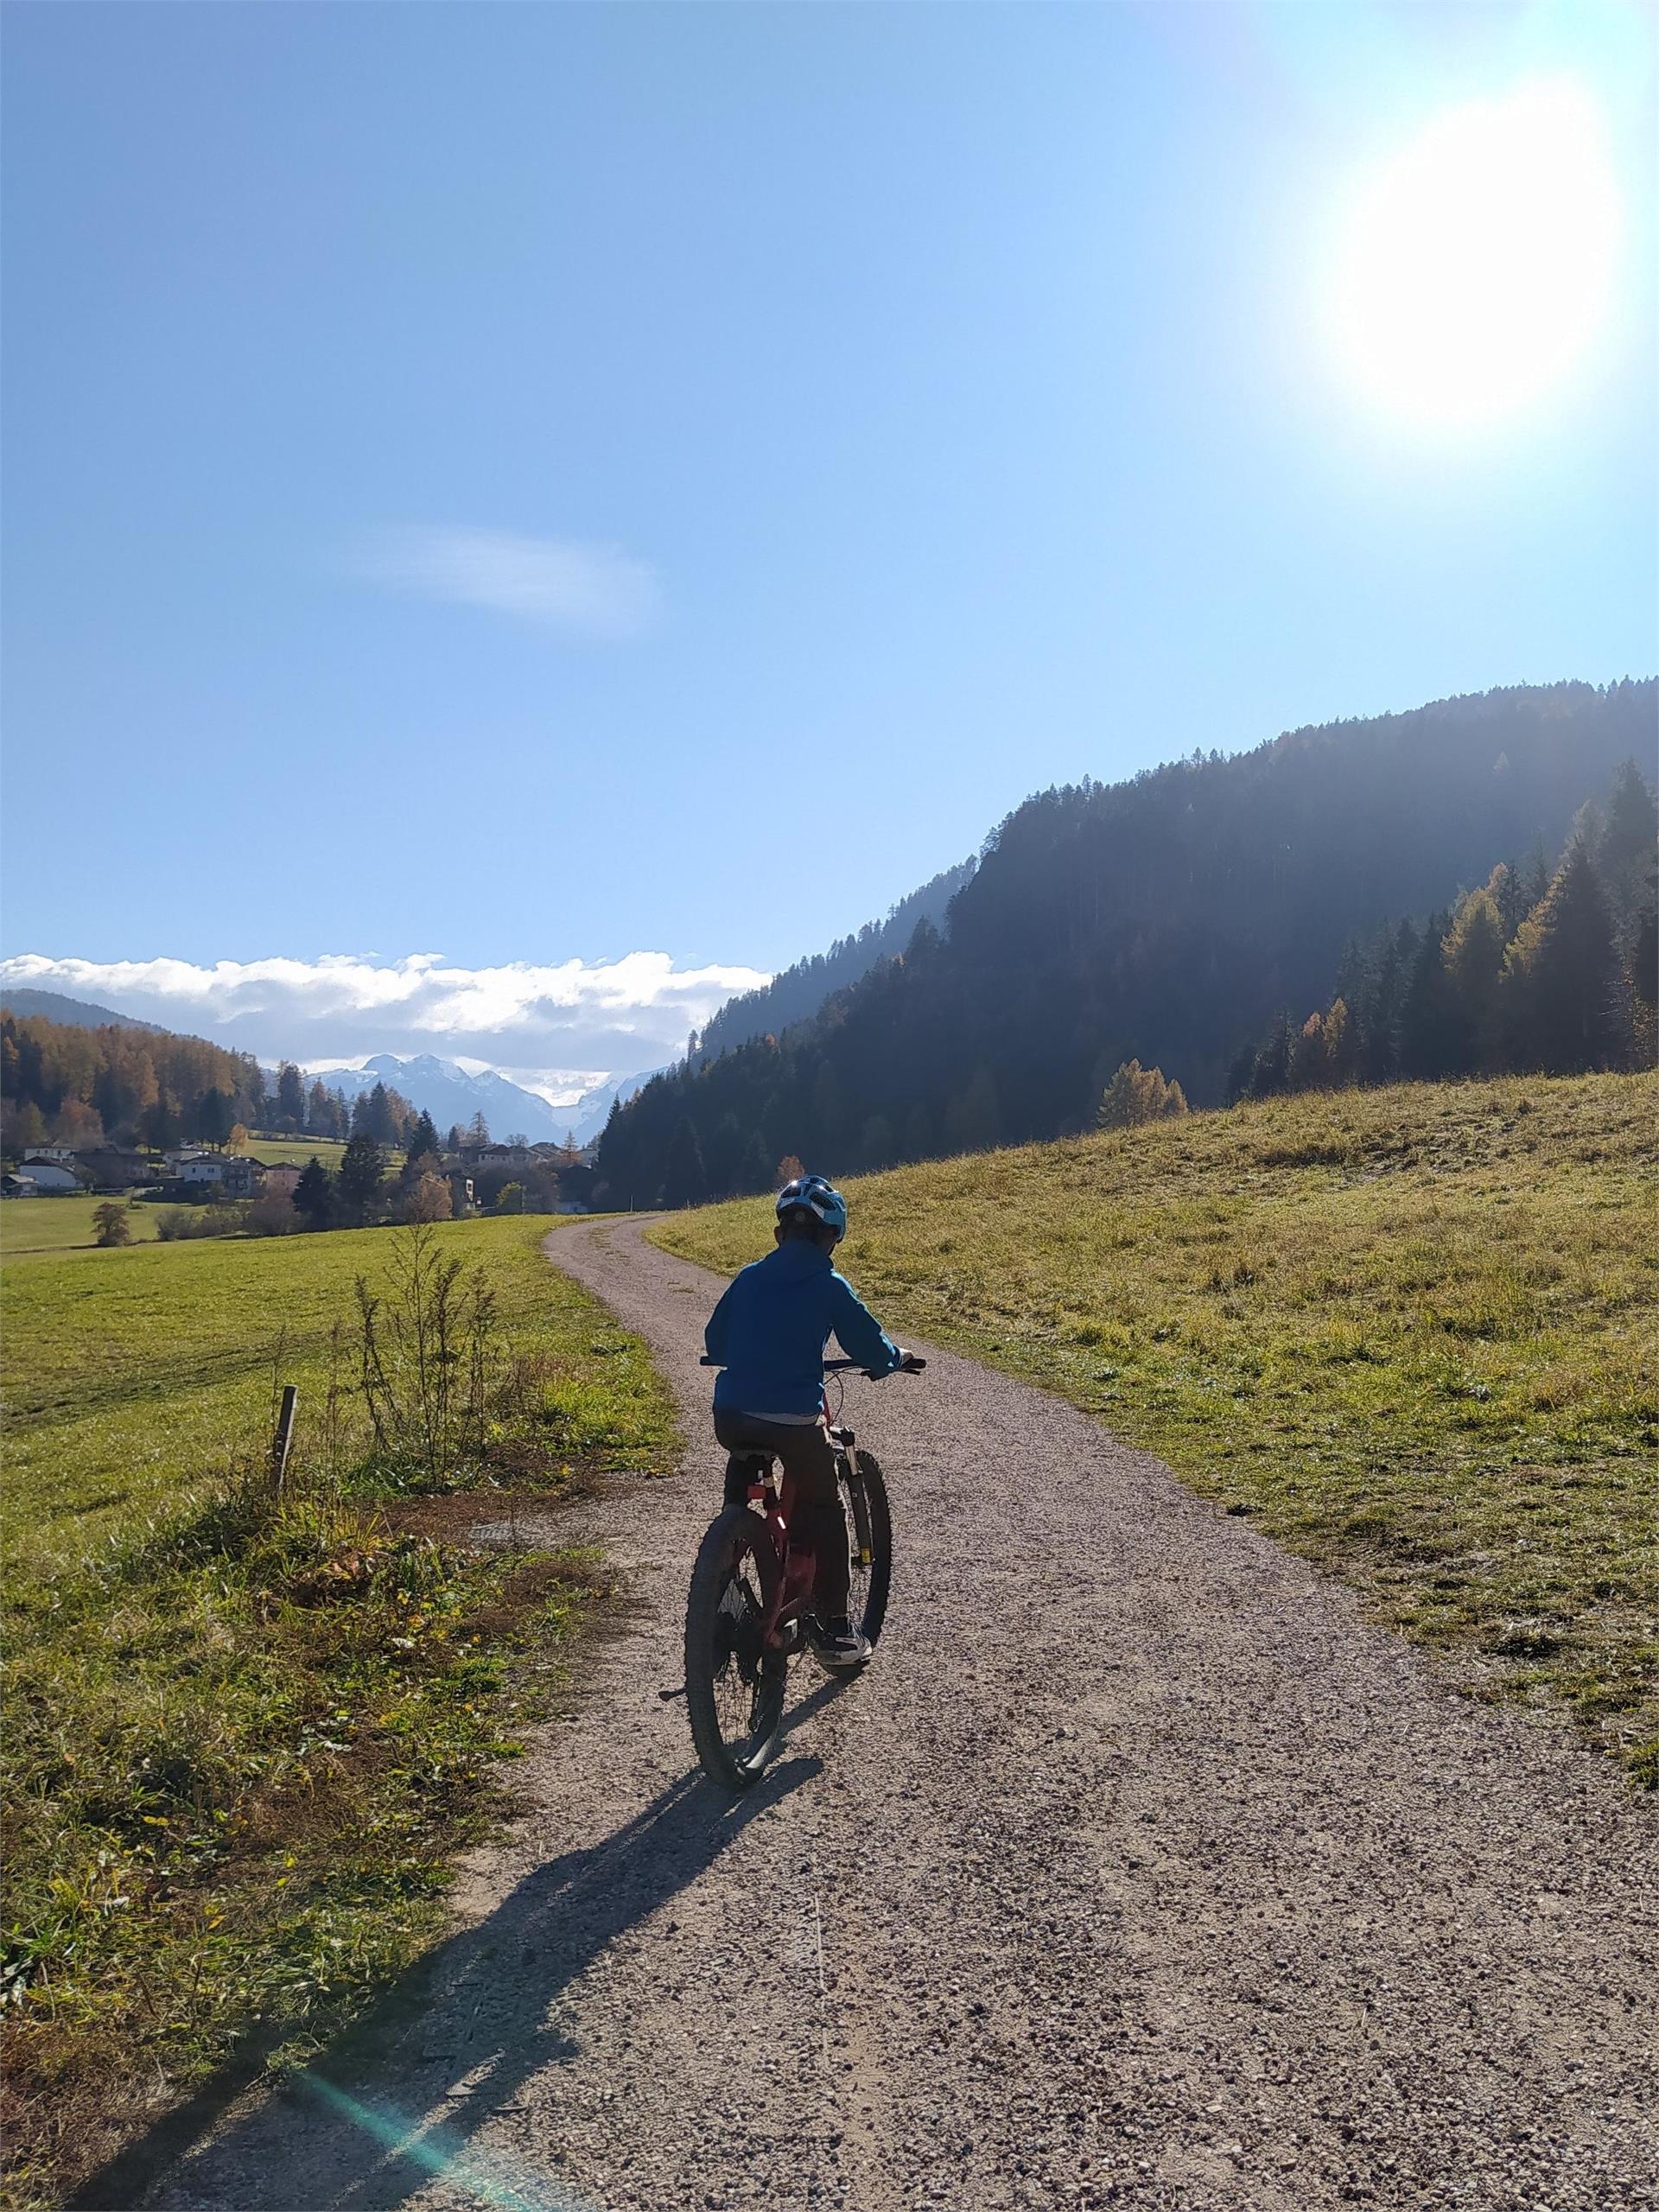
[1629,900,1658,1068]
[405,1109,441,1163]
[1322,995,1357,1086]
[1358,922,1414,1084]
[1225,1041,1259,1106]
[194,1086,233,1147]
[1597,759,1659,954]
[1249,1014,1292,1097]
[293,1156,334,1230]
[141,1093,182,1152]
[1288,1013,1329,1091]
[359,1082,400,1146]
[1503,838,1624,1071]
[661,1117,707,1207]
[705,1112,744,1197]
[1441,877,1508,1073]
[738,1130,772,1193]
[1096,1059,1188,1126]
[276,1062,306,1131]
[1398,913,1458,1078]
[337,1129,386,1220]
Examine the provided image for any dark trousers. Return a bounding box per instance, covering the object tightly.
[714,1409,849,1617]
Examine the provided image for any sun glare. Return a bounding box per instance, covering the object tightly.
[1329,79,1622,429]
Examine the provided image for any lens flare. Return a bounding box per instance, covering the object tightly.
[1329,79,1622,428]
[299,2071,588,2212]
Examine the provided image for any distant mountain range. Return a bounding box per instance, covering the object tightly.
[0,991,658,1147]
[302,1052,663,1147]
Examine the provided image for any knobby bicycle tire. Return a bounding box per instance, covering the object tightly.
[837,1448,893,1668]
[684,1505,784,1789]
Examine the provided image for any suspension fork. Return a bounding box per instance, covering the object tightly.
[842,1439,875,1569]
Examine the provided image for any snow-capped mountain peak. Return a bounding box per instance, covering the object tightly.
[297,1052,661,1147]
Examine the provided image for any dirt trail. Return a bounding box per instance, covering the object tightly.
[143,1214,1656,2212]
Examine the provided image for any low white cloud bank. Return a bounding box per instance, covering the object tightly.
[0,950,768,1076]
[356,525,659,639]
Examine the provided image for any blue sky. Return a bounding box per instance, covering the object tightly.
[3,2,1654,1075]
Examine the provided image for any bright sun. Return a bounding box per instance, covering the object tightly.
[1329,79,1622,429]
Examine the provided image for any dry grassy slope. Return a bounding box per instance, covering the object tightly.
[655,1073,1659,1779]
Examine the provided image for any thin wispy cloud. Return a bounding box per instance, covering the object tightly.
[0,950,766,1072]
[357,526,660,639]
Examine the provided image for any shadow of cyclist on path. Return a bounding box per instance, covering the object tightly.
[73,1752,824,2212]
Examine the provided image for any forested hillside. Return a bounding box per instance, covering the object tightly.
[598,681,1657,1206]
[693,856,975,1060]
[0,1009,266,1153]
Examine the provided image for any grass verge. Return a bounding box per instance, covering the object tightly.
[1,1216,676,2209]
[654,1075,1657,1784]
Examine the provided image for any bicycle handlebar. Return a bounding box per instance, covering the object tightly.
[698,1354,926,1375]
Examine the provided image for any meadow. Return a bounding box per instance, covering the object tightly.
[0,1194,163,1255]
[1,1215,676,2208]
[243,1136,378,1171]
[657,1074,1658,1783]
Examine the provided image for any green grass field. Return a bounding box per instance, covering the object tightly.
[1,1215,676,2208]
[245,1136,391,1171]
[657,1074,1658,1783]
[4,1216,671,1556]
[1,1193,163,1256]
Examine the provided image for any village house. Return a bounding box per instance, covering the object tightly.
[166,1151,261,1198]
[77,1149,155,1194]
[467,1143,532,1171]
[16,1156,84,1193]
[259,1161,303,1199]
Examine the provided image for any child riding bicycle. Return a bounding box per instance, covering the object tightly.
[702,1173,918,1665]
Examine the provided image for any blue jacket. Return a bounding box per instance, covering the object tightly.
[704,1238,905,1419]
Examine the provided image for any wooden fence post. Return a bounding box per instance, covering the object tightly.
[270,1384,298,1498]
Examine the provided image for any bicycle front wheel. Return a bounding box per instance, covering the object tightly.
[684,1506,785,1789]
[840,1449,893,1659]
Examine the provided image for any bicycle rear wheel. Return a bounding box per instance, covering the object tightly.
[684,1506,785,1789]
[839,1449,893,1661]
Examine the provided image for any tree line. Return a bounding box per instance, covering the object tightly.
[1231,765,1656,1099]
[0,1013,264,1156]
[0,1008,518,1166]
[692,857,976,1061]
[596,682,1657,1208]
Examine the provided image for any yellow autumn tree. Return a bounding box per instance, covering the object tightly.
[1096,1058,1189,1128]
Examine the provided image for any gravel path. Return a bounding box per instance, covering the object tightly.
[144,1215,1656,2212]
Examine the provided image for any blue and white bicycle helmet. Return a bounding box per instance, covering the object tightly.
[775,1173,848,1243]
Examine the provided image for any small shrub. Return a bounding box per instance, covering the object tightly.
[400,1171,454,1224]
[247,1191,301,1236]
[156,1205,243,1241]
[354,1223,505,1485]
[92,1201,131,1248]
